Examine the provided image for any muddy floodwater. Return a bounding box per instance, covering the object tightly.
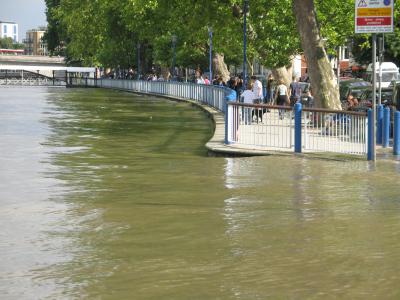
[1,87,400,299]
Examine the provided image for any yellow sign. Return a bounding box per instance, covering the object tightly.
[357,8,392,16]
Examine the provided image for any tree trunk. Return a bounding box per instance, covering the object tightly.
[213,53,230,83]
[160,66,171,80]
[272,66,292,87]
[292,0,341,110]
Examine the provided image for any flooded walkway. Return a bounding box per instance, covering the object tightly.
[1,87,400,299]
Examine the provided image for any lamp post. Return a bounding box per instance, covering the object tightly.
[378,35,384,106]
[243,0,249,87]
[208,26,213,83]
[137,42,140,80]
[172,35,177,81]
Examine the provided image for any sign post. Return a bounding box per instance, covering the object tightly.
[372,33,377,161]
[355,0,394,34]
[355,0,394,161]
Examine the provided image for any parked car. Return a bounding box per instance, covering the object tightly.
[390,80,400,111]
[366,62,399,88]
[339,78,371,102]
[357,87,394,111]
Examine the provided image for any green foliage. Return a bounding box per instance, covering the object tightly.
[44,0,65,55]
[43,0,400,71]
[251,0,300,68]
[0,37,24,49]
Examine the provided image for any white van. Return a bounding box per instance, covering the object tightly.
[366,62,399,88]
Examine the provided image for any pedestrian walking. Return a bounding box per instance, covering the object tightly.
[275,80,290,119]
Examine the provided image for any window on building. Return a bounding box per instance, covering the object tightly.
[344,47,350,60]
[4,25,7,34]
[13,25,17,34]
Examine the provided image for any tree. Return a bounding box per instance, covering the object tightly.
[0,37,24,50]
[45,0,384,110]
[293,0,341,109]
[44,0,66,56]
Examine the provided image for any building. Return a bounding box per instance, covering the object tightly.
[0,21,18,42]
[24,27,47,56]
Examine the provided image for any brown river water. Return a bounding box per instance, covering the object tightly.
[1,87,400,299]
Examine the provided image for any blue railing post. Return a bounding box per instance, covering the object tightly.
[224,89,237,144]
[394,111,400,155]
[294,103,302,153]
[368,109,374,160]
[377,104,383,144]
[224,101,229,144]
[383,107,390,148]
[393,111,400,155]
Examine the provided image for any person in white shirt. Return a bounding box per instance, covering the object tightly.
[196,75,205,84]
[240,83,255,124]
[241,83,254,104]
[251,75,263,102]
[275,80,290,119]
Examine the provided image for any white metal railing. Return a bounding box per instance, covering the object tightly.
[69,78,369,157]
[227,102,368,156]
[302,108,368,155]
[73,78,230,112]
[227,103,294,150]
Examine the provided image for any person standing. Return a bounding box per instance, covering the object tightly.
[275,80,290,119]
[266,74,275,104]
[301,68,309,82]
[216,76,225,86]
[240,82,255,124]
[289,75,301,106]
[233,77,242,101]
[196,74,205,84]
[251,75,263,103]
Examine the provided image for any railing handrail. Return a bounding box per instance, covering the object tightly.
[82,78,235,113]
[98,78,233,93]
[227,101,368,117]
[303,107,367,116]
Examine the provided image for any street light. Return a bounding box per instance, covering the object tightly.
[172,34,177,80]
[137,42,140,80]
[243,0,249,87]
[378,35,384,106]
[208,26,213,83]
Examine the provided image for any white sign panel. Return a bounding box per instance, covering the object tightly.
[355,0,394,33]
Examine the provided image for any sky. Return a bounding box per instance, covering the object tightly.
[0,0,47,42]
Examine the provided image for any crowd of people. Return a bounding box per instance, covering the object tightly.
[194,71,312,107]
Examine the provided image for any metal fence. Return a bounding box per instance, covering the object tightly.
[69,78,370,157]
[227,102,369,156]
[72,78,229,112]
[227,103,294,150]
[302,108,368,155]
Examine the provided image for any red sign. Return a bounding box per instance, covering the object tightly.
[356,17,392,26]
